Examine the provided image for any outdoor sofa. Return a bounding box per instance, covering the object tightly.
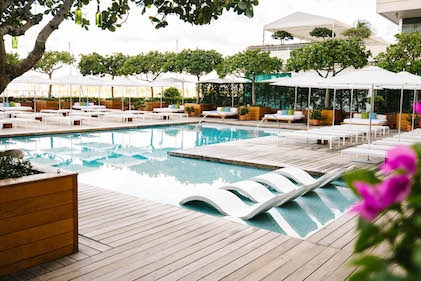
[0,102,32,112]
[342,112,388,126]
[153,104,185,113]
[72,102,106,110]
[263,110,305,123]
[201,107,238,119]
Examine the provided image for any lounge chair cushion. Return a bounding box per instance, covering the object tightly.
[287,110,294,115]
[361,112,369,119]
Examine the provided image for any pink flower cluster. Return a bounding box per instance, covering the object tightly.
[351,146,417,221]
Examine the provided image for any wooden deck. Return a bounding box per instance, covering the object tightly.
[2,182,368,281]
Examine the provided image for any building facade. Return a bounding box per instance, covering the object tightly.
[377,0,421,32]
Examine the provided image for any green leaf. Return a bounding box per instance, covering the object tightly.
[238,1,248,10]
[354,219,383,252]
[343,169,380,193]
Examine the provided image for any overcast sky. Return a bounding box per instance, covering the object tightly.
[11,0,398,58]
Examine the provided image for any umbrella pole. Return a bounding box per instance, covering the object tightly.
[294,87,297,110]
[350,89,354,126]
[307,87,311,131]
[368,84,374,145]
[332,88,336,127]
[412,89,416,135]
[398,86,404,140]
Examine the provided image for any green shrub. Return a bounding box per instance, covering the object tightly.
[0,156,39,180]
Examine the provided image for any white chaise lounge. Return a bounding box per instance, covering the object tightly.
[201,107,238,119]
[263,110,305,123]
[342,113,388,126]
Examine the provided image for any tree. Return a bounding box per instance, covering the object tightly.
[286,39,371,77]
[309,27,334,40]
[176,49,223,102]
[33,51,75,97]
[217,49,283,105]
[271,30,294,44]
[343,19,372,40]
[0,0,259,94]
[375,31,421,74]
[78,52,127,97]
[119,51,177,98]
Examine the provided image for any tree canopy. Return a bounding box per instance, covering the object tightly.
[33,50,75,97]
[375,31,421,74]
[271,30,294,43]
[0,0,259,94]
[217,49,283,105]
[78,52,127,97]
[176,49,223,101]
[309,27,334,40]
[342,19,372,40]
[286,39,371,77]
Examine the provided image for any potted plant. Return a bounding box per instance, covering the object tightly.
[185,106,195,117]
[239,107,249,120]
[309,109,323,126]
[0,154,78,275]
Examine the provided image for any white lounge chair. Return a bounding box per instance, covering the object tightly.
[221,166,350,206]
[273,166,346,186]
[251,173,298,193]
[179,188,304,220]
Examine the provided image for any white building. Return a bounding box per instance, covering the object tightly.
[377,0,421,33]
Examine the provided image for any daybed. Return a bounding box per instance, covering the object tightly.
[201,107,238,119]
[153,104,185,113]
[0,102,32,112]
[72,102,106,111]
[342,112,388,126]
[263,109,305,123]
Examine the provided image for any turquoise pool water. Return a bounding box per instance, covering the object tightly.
[0,123,357,238]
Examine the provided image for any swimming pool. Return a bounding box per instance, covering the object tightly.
[0,123,357,238]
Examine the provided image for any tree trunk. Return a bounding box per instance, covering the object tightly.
[325,88,330,108]
[251,78,256,105]
[150,86,154,99]
[48,73,53,98]
[196,76,200,103]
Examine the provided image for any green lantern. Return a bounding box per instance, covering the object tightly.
[12,36,18,49]
[95,11,102,27]
[75,8,82,25]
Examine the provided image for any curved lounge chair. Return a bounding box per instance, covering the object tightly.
[180,188,304,220]
[273,166,347,186]
[251,173,298,193]
[220,166,351,206]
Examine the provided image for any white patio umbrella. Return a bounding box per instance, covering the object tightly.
[102,77,150,110]
[8,74,52,112]
[319,66,421,143]
[150,77,192,108]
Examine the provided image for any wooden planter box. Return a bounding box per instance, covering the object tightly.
[321,110,344,125]
[0,166,78,276]
[184,103,216,117]
[143,101,167,111]
[246,106,271,121]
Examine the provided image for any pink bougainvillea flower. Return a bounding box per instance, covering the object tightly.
[350,175,411,221]
[351,181,386,221]
[413,102,421,114]
[381,146,417,175]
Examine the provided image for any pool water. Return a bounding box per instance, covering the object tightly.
[0,123,357,238]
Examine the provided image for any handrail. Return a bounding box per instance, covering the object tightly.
[254,115,281,135]
[195,114,209,130]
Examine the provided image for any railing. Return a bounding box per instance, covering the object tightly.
[247,43,310,52]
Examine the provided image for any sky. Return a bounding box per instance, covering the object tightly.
[10,0,398,58]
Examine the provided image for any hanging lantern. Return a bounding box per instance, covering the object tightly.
[75,8,82,25]
[12,36,18,49]
[95,11,102,27]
